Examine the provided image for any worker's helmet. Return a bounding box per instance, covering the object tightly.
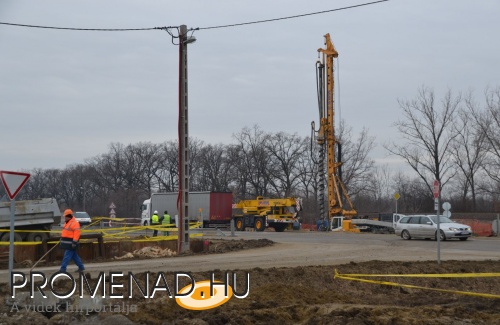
[64,209,73,217]
[154,210,158,214]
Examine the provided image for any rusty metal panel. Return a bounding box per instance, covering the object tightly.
[103,242,121,259]
[13,245,37,263]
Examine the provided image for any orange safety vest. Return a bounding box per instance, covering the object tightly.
[60,217,81,249]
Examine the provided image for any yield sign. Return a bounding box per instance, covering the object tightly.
[0,170,30,200]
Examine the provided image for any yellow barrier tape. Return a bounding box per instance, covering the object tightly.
[93,217,127,221]
[334,269,500,299]
[130,233,202,242]
[0,221,204,244]
[0,229,52,233]
[0,241,43,246]
[82,220,102,228]
[1,232,200,245]
[334,271,500,278]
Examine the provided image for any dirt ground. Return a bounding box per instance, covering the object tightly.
[2,239,500,325]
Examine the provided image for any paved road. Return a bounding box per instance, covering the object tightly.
[1,231,499,283]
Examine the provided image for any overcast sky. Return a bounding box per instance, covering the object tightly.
[1,0,499,172]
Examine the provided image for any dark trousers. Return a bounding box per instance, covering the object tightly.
[152,223,159,237]
[60,249,84,272]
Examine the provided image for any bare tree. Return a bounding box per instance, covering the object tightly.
[337,122,376,197]
[19,168,64,203]
[295,136,317,201]
[86,143,146,216]
[295,138,319,224]
[156,140,179,192]
[468,87,500,195]
[57,164,88,211]
[125,142,163,197]
[187,138,206,192]
[232,125,273,198]
[90,142,127,191]
[392,172,431,213]
[385,87,461,197]
[225,143,249,201]
[450,97,488,211]
[265,132,308,197]
[356,164,394,213]
[195,143,233,192]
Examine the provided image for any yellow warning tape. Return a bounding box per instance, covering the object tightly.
[0,222,204,245]
[0,241,43,246]
[335,271,500,278]
[334,269,500,299]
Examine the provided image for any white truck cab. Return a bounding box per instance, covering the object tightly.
[141,199,151,226]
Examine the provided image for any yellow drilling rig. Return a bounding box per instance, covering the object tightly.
[311,34,357,231]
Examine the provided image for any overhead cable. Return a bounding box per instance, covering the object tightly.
[199,0,390,30]
[0,21,162,31]
[0,0,389,32]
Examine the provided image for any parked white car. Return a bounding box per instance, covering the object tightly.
[395,215,472,241]
[74,211,92,226]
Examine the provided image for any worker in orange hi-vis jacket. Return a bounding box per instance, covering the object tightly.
[59,209,85,273]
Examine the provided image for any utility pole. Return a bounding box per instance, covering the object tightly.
[178,25,196,253]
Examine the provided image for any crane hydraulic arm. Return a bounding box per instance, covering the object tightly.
[312,33,357,228]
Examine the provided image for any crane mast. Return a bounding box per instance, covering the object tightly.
[312,33,356,229]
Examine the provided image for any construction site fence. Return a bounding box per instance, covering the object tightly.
[455,219,496,237]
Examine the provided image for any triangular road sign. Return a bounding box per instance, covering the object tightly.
[0,171,31,200]
[109,202,116,209]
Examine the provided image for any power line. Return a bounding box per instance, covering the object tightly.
[0,0,389,32]
[199,0,390,30]
[0,21,161,31]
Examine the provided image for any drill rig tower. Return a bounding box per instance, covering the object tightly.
[311,34,357,230]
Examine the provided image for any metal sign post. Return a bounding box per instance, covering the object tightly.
[433,180,440,265]
[394,192,400,214]
[0,170,31,288]
[8,200,15,285]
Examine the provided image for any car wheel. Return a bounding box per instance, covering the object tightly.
[435,230,446,241]
[401,230,411,240]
